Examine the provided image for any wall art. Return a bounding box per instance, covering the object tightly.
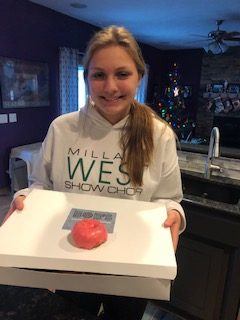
[0,56,49,108]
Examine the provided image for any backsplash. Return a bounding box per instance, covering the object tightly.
[178,151,206,173]
[178,150,240,181]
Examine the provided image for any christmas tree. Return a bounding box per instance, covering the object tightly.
[157,63,195,141]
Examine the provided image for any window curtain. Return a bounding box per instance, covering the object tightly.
[59,47,79,114]
[135,64,149,103]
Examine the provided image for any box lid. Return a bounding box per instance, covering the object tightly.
[0,189,176,280]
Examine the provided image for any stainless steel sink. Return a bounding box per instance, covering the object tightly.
[181,172,240,205]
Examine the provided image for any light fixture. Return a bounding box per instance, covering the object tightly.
[204,40,229,55]
[70,3,87,9]
[218,41,229,53]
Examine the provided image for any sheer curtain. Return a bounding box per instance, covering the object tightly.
[135,64,149,103]
[59,47,79,114]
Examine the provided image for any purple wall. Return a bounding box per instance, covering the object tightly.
[0,0,99,188]
[0,0,166,188]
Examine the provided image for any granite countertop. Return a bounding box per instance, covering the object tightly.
[182,195,240,218]
[180,143,240,160]
[181,169,240,187]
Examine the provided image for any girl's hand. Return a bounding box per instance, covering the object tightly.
[1,195,26,225]
[164,209,181,251]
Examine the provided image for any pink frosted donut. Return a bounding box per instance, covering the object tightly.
[71,219,108,249]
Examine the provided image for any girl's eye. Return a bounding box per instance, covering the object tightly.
[116,71,130,79]
[91,72,105,80]
[90,71,131,80]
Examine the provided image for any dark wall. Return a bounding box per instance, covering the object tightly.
[0,0,99,188]
[0,0,165,188]
[140,44,165,103]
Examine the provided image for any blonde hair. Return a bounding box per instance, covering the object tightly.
[83,25,163,186]
[83,25,145,79]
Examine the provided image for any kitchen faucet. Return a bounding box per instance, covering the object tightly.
[204,127,222,179]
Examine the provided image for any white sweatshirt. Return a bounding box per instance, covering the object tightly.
[15,104,186,231]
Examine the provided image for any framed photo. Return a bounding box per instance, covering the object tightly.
[0,56,49,108]
[211,83,224,93]
[227,83,240,94]
[181,85,192,98]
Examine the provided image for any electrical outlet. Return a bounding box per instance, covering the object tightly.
[9,113,17,123]
[0,114,8,124]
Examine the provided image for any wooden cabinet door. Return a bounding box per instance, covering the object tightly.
[170,236,228,320]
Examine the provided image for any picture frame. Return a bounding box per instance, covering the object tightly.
[181,85,192,98]
[211,83,224,93]
[227,83,240,94]
[0,56,49,108]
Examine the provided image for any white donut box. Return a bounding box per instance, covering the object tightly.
[0,189,177,300]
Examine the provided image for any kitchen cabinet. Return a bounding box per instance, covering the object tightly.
[156,185,240,320]
[171,235,228,320]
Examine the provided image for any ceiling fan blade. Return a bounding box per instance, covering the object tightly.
[222,32,240,41]
[187,39,210,44]
[190,34,209,39]
[223,37,240,41]
[226,31,240,37]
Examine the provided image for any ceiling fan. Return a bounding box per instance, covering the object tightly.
[208,20,240,42]
[204,20,240,54]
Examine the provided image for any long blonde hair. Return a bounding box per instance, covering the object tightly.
[83,26,162,186]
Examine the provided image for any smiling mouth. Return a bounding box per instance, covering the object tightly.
[101,96,124,101]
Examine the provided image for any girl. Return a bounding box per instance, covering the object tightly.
[4,26,185,320]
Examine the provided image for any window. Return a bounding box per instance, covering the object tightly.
[135,64,149,103]
[78,65,86,109]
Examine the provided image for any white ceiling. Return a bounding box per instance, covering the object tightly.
[29,0,240,50]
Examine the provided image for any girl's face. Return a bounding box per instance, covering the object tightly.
[87,45,141,124]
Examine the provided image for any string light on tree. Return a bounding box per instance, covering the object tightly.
[157,62,195,140]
